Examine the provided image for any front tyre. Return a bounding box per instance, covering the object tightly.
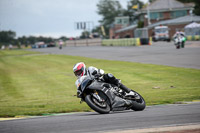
[176,43,180,49]
[130,91,146,111]
[85,94,110,114]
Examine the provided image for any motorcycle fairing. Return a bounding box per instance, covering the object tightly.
[87,80,128,110]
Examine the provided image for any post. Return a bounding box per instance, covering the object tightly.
[147,2,151,26]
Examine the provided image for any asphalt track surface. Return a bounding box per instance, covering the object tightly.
[0,103,200,133]
[29,41,200,69]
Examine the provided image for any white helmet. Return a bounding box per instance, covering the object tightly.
[73,62,86,77]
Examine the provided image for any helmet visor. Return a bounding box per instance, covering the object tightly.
[74,69,83,77]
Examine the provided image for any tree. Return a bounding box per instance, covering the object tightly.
[18,36,28,46]
[149,0,156,3]
[123,0,144,26]
[0,30,16,46]
[80,31,90,39]
[27,36,37,44]
[177,0,200,15]
[92,26,102,37]
[97,0,124,37]
[137,21,144,28]
[59,36,68,41]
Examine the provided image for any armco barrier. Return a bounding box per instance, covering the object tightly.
[186,35,200,41]
[102,38,140,46]
[102,38,152,46]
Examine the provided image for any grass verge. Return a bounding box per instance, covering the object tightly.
[0,50,200,117]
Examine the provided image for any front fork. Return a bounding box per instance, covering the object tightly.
[92,91,105,103]
[79,91,104,104]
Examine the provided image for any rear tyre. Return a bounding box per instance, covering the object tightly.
[181,42,185,48]
[85,94,110,114]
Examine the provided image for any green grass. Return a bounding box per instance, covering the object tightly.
[0,50,200,117]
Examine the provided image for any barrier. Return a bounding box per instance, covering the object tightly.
[63,38,153,47]
[149,37,152,45]
[186,35,200,41]
[136,38,141,46]
[102,38,141,46]
[66,38,102,46]
[102,38,152,46]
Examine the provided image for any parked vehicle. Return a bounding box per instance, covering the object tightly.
[47,42,56,47]
[153,26,170,42]
[31,42,47,49]
[76,75,145,114]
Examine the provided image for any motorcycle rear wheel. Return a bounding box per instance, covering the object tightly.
[181,42,185,48]
[85,94,110,114]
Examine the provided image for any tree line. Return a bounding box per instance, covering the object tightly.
[0,30,68,48]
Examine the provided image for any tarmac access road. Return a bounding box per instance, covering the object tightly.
[0,102,200,133]
[29,41,200,69]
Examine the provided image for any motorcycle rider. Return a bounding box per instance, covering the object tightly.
[73,62,134,97]
[173,30,185,38]
[173,30,186,48]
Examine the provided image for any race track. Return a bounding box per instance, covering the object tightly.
[0,102,200,133]
[29,41,200,69]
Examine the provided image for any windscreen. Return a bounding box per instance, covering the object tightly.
[155,28,168,33]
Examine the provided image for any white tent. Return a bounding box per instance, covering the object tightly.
[185,22,200,28]
[184,22,200,36]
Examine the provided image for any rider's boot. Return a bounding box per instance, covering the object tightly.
[119,83,130,93]
[103,73,135,96]
[118,82,135,96]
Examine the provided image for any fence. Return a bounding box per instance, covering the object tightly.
[66,38,101,46]
[134,28,148,38]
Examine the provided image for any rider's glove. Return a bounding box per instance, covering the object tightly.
[94,73,102,79]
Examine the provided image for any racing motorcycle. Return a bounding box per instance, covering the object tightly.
[59,45,62,49]
[173,34,186,49]
[76,75,146,114]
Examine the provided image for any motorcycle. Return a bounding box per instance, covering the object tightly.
[173,34,186,49]
[76,75,146,114]
[59,45,62,49]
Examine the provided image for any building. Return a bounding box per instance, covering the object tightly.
[141,0,194,27]
[110,0,196,39]
[147,15,200,38]
[109,16,130,39]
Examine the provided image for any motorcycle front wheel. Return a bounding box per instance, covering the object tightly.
[129,91,146,111]
[85,94,110,114]
[176,43,180,49]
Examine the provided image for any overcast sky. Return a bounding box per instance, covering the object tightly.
[0,0,148,38]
